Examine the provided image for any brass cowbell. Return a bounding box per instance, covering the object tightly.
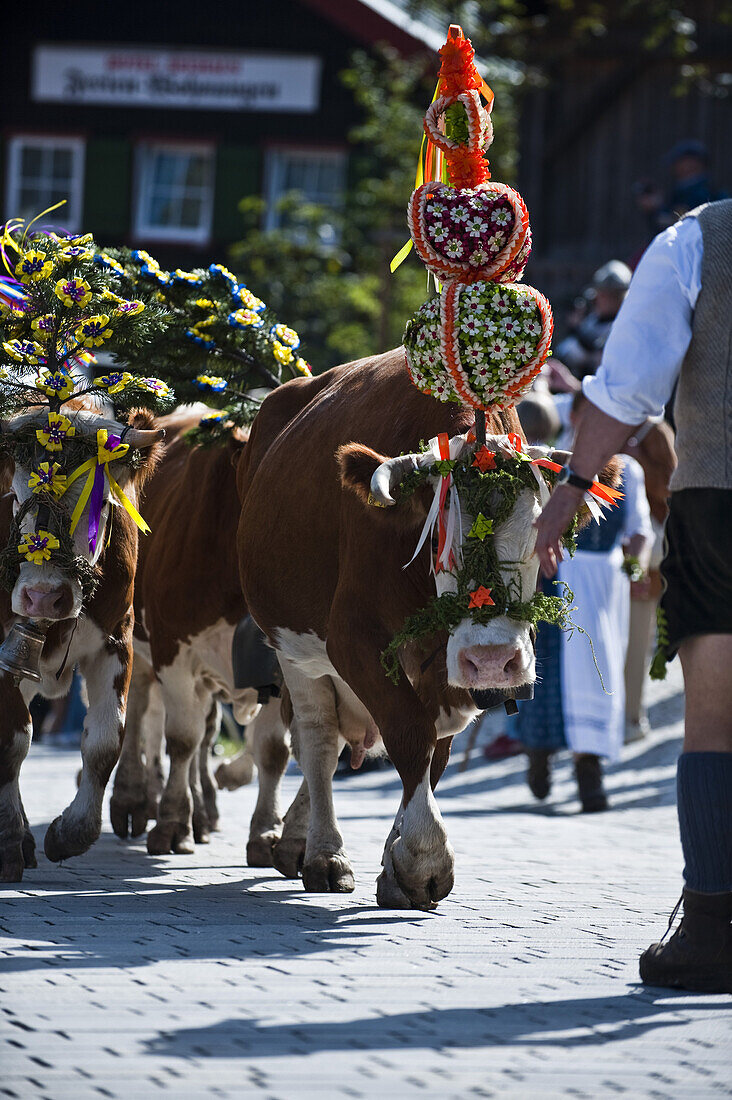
[0,619,48,683]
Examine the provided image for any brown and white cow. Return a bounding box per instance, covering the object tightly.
[110,410,290,864]
[0,406,163,881]
[237,349,617,909]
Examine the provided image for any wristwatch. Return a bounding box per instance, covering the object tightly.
[556,465,594,492]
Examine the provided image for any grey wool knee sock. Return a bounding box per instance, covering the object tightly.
[677,752,732,893]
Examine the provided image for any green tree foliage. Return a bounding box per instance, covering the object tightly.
[230,48,517,374]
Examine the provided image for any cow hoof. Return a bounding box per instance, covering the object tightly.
[44,816,98,863]
[246,832,280,868]
[272,836,306,878]
[110,794,149,839]
[389,837,455,912]
[192,812,211,845]
[375,869,414,909]
[302,853,355,893]
[147,821,194,856]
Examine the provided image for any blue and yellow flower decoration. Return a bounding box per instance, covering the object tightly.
[76,314,113,347]
[55,278,92,308]
[15,250,54,284]
[195,374,227,393]
[36,412,75,452]
[17,530,60,564]
[35,370,75,401]
[28,461,67,497]
[94,371,131,395]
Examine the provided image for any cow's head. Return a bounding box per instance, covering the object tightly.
[339,433,619,697]
[1,407,164,621]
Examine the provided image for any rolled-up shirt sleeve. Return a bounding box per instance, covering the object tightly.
[583,217,702,425]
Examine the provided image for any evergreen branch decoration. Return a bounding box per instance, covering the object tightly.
[0,227,175,422]
[95,249,314,442]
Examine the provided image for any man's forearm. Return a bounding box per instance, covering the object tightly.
[570,402,642,481]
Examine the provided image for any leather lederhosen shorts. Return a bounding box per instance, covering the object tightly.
[661,488,732,656]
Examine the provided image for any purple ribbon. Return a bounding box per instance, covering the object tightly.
[87,434,121,553]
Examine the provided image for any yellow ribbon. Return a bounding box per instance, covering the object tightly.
[66,429,151,540]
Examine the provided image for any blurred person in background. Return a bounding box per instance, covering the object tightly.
[553,261,632,382]
[634,139,728,241]
[518,392,652,812]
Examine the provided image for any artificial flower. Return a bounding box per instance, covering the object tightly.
[28,462,67,497]
[15,250,53,283]
[35,370,75,401]
[232,286,265,312]
[94,253,127,276]
[55,278,92,308]
[468,513,494,540]
[468,585,495,609]
[209,263,238,288]
[36,412,75,451]
[114,299,144,316]
[17,530,60,564]
[138,377,171,397]
[185,327,215,348]
[272,340,294,366]
[466,217,486,237]
[195,374,227,392]
[444,239,464,259]
[3,339,45,365]
[94,371,131,394]
[58,244,94,263]
[31,314,56,341]
[195,299,215,309]
[75,315,113,347]
[294,357,312,376]
[172,269,203,285]
[228,309,263,330]
[487,338,508,360]
[270,324,300,349]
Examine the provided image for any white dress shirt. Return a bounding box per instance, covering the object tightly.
[583,217,703,425]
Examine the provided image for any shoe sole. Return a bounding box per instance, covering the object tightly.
[639,956,732,994]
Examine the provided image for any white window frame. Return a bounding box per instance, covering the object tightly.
[5,134,86,232]
[263,145,347,234]
[133,141,215,245]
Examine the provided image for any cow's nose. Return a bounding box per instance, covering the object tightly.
[458,643,527,688]
[20,585,74,620]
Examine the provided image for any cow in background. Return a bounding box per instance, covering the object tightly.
[237,349,619,909]
[0,407,163,881]
[110,411,289,865]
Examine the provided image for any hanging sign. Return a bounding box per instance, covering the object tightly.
[32,45,321,113]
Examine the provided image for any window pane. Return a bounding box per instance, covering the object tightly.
[179,197,203,227]
[51,149,73,180]
[21,147,43,179]
[185,156,207,188]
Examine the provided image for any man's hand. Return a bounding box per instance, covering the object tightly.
[533,484,585,576]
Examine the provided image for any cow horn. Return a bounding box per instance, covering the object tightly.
[124,427,166,448]
[369,454,420,507]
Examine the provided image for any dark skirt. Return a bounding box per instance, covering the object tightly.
[515,578,567,751]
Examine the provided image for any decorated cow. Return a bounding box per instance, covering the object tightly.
[236,28,620,909]
[0,225,172,880]
[109,409,290,865]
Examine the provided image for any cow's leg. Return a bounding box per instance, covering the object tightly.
[142,680,165,820]
[279,660,353,892]
[110,660,152,839]
[0,676,35,882]
[147,674,208,856]
[198,700,220,834]
[189,700,218,843]
[45,631,132,862]
[272,777,310,878]
[245,696,290,867]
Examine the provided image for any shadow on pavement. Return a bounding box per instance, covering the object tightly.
[141,989,720,1059]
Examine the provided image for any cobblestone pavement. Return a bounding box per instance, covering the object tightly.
[1,660,730,1100]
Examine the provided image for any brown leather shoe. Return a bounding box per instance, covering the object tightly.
[527,749,552,800]
[574,753,608,812]
[640,888,732,994]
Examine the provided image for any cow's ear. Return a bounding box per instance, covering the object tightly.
[337,443,431,524]
[337,443,389,506]
[127,409,165,487]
